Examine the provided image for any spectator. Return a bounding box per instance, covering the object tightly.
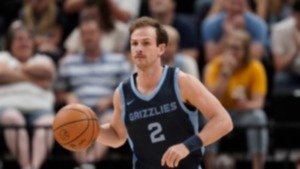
[148,0,199,59]
[204,30,268,169]
[202,0,267,61]
[0,25,55,169]
[64,0,129,55]
[206,0,269,21]
[64,0,140,22]
[162,25,200,79]
[271,0,300,89]
[19,0,64,63]
[204,0,293,25]
[109,0,141,23]
[56,18,130,169]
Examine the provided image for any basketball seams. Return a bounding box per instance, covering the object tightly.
[53,119,98,132]
[59,108,90,146]
[56,107,92,146]
[53,105,100,151]
[53,108,95,130]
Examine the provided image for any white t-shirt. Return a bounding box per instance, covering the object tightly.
[112,0,141,20]
[271,17,300,74]
[0,52,55,112]
[64,21,129,53]
[174,53,200,79]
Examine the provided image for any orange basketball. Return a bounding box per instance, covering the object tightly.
[53,103,100,151]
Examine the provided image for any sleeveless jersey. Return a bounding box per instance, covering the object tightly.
[119,66,204,169]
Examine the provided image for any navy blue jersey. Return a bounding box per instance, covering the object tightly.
[119,66,204,169]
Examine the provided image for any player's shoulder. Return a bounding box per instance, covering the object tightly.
[113,84,124,111]
[116,78,131,97]
[113,85,122,101]
[176,69,200,87]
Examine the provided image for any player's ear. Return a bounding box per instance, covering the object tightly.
[158,43,166,56]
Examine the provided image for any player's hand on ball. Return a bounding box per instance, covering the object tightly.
[161,143,189,168]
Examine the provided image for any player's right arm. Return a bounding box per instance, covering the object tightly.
[96,88,128,148]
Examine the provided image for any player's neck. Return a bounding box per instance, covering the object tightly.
[136,65,164,90]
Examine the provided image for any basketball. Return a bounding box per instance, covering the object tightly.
[52,103,100,152]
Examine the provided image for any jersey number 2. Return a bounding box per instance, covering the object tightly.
[148,122,166,143]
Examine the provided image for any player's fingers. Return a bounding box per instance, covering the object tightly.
[174,154,182,167]
[167,150,176,168]
[161,149,170,166]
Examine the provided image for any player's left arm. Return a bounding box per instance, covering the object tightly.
[181,72,233,146]
[162,71,233,168]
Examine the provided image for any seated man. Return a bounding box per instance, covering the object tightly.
[271,1,300,90]
[0,25,55,169]
[56,18,130,169]
[64,0,129,55]
[162,25,200,79]
[148,0,199,59]
[202,0,267,61]
[204,30,268,169]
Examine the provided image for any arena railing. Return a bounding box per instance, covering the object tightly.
[0,123,300,169]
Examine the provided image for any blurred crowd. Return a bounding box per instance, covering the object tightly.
[0,0,300,169]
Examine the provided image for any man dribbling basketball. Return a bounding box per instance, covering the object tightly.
[96,17,233,169]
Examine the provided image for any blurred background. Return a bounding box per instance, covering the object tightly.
[0,0,300,169]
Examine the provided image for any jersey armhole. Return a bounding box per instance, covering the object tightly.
[118,82,126,123]
[173,68,198,114]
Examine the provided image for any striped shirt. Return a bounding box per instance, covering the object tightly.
[56,53,131,107]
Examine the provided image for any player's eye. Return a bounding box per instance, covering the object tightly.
[143,41,150,46]
[131,42,138,46]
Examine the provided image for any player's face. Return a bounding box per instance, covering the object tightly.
[11,29,34,62]
[80,21,101,53]
[130,27,165,69]
[225,37,245,64]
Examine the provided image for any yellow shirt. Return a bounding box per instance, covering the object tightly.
[204,57,267,109]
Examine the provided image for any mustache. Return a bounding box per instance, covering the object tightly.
[134,54,146,58]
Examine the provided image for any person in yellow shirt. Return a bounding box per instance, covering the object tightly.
[204,30,268,169]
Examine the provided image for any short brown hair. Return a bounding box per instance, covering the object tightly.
[5,23,34,53]
[129,17,168,46]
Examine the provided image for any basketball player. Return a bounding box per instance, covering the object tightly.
[96,17,233,169]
